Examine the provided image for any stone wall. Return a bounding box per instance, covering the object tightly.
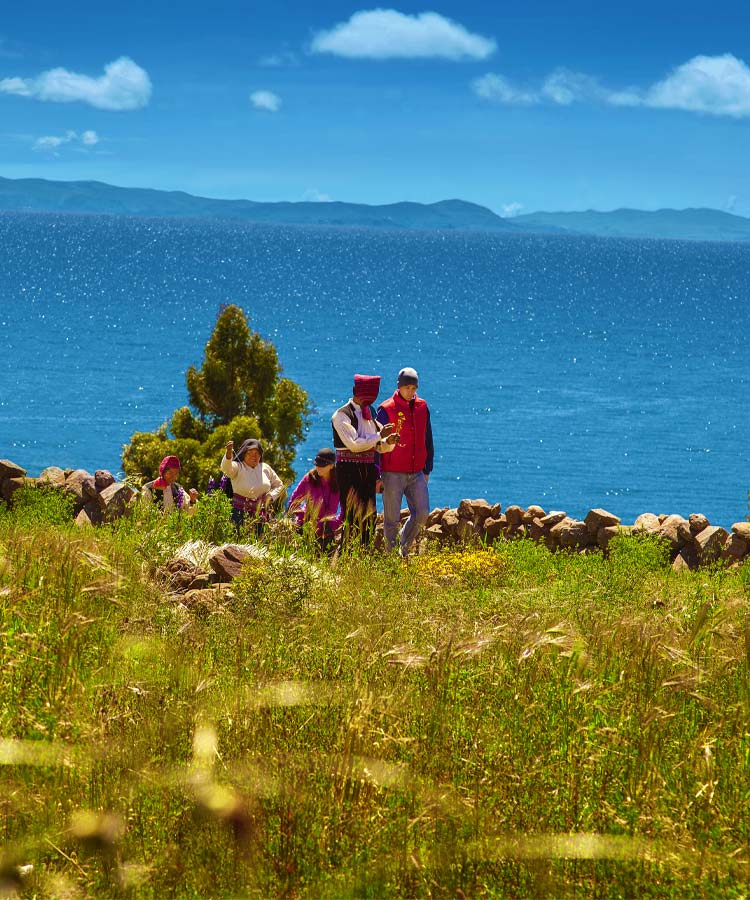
[411,500,749,571]
[0,459,135,525]
[2,458,748,571]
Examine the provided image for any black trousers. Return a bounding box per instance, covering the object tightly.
[336,461,378,547]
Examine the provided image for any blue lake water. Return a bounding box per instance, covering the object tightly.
[1,212,749,524]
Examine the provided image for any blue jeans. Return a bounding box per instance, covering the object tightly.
[382,472,430,552]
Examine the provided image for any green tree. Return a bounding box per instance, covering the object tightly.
[122,306,311,487]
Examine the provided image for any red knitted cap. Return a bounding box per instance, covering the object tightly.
[353,374,380,402]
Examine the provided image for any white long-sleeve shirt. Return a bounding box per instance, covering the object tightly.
[220,456,284,499]
[331,400,396,455]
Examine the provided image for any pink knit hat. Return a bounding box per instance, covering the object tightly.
[159,455,181,476]
[353,374,380,405]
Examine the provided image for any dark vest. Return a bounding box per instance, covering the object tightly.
[332,402,378,449]
[144,480,184,511]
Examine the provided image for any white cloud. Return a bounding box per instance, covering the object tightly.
[258,51,299,67]
[250,90,281,112]
[311,9,496,61]
[302,188,332,202]
[642,54,750,118]
[32,129,100,154]
[473,54,750,119]
[501,202,523,217]
[0,57,151,110]
[472,73,538,105]
[541,69,605,105]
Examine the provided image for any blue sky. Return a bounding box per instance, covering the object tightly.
[2,0,749,215]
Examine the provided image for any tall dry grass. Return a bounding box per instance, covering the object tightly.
[1,491,750,898]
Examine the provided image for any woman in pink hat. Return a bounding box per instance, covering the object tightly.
[141,455,198,513]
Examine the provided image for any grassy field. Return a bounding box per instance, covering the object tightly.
[2,490,750,899]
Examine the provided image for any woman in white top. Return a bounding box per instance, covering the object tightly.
[220,438,283,534]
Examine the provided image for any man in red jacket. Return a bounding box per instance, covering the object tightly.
[376,367,434,555]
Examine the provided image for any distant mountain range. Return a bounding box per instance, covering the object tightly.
[514,208,750,243]
[2,175,750,242]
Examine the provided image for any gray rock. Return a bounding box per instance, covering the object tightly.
[483,517,504,541]
[426,507,448,527]
[731,522,750,541]
[64,469,96,503]
[38,466,66,488]
[0,459,26,480]
[523,505,546,524]
[597,525,621,551]
[584,508,621,535]
[209,545,252,581]
[689,514,709,535]
[658,515,692,550]
[528,517,547,541]
[0,477,26,503]
[95,470,116,493]
[723,534,748,561]
[549,517,576,547]
[100,482,136,520]
[504,505,524,527]
[633,513,661,535]
[558,520,594,550]
[694,526,729,562]
[540,511,567,528]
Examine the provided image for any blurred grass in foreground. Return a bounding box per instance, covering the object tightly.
[2,492,750,898]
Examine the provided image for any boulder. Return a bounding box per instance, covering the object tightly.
[658,515,692,551]
[0,477,26,503]
[694,526,729,563]
[558,519,594,551]
[528,517,547,541]
[456,518,475,542]
[584,508,621,535]
[75,508,93,527]
[482,517,504,542]
[633,513,661,535]
[209,545,252,582]
[64,469,96,504]
[426,507,448,527]
[597,525,621,551]
[38,466,66,488]
[80,499,103,525]
[457,499,475,520]
[723,534,748,561]
[549,517,576,547]
[441,510,460,539]
[469,499,494,524]
[425,524,444,541]
[100,482,136,520]
[540,511,567,529]
[688,514,709,535]
[504,505,524,527]
[95,470,116,493]
[523,505,546,524]
[672,543,699,572]
[186,573,213,590]
[488,503,502,519]
[731,522,750,541]
[0,460,26,480]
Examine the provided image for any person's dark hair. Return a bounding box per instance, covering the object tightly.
[309,467,338,493]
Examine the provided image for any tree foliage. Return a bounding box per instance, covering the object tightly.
[122,305,311,488]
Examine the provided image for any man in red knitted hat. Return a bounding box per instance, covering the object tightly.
[332,373,398,546]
